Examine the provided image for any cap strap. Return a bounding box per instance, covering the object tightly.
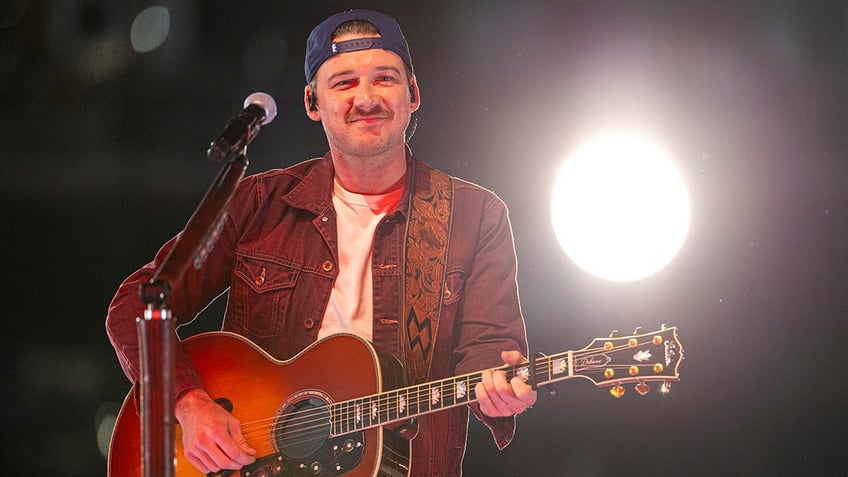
[331,37,384,54]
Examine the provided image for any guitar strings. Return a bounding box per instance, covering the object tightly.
[237,371,488,448]
[236,343,641,449]
[238,372,488,448]
[233,343,637,451]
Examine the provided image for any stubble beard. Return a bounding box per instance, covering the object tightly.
[330,108,409,164]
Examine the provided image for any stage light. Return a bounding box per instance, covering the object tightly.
[131,6,170,53]
[551,135,690,281]
[95,401,120,459]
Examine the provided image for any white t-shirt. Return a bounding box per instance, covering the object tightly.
[318,178,403,341]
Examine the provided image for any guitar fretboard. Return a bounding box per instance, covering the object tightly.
[329,353,571,435]
[331,373,476,434]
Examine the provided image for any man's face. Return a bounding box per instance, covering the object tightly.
[306,34,418,159]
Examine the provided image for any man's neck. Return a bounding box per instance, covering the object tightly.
[330,147,408,194]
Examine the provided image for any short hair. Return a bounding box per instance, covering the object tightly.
[332,19,381,40]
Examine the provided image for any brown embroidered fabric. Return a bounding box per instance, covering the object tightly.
[402,165,453,385]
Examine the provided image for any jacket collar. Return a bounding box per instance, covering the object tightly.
[282,148,420,220]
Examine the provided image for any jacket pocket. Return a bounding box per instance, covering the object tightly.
[442,268,466,306]
[228,253,300,339]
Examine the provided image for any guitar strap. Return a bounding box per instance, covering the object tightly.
[401,162,454,385]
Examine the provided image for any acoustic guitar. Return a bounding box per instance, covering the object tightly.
[108,326,683,476]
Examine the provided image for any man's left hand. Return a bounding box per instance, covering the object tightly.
[475,351,538,417]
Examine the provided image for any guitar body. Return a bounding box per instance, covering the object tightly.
[108,332,410,477]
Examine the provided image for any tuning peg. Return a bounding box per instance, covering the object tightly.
[609,329,620,338]
[633,326,643,335]
[661,380,672,394]
[635,381,651,395]
[609,384,625,399]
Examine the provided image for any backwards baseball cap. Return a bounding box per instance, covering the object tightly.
[304,9,413,83]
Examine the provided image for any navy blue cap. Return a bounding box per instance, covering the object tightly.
[304,9,413,83]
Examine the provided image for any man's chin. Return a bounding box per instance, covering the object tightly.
[342,139,399,159]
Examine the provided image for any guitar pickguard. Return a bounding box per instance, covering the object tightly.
[240,431,364,477]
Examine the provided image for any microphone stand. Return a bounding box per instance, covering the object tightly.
[137,149,250,477]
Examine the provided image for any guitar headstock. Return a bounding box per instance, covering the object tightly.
[571,325,684,398]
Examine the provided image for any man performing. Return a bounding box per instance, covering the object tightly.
[107,9,536,476]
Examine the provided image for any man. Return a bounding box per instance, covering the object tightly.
[107,9,536,476]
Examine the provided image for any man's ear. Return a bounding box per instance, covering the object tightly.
[304,85,321,121]
[409,75,421,112]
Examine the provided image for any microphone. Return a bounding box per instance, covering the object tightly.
[207,92,277,162]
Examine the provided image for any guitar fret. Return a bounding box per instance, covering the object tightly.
[430,383,442,409]
[361,397,370,428]
[336,402,344,434]
[413,384,422,414]
[371,396,382,425]
[553,355,567,375]
[547,355,554,383]
[345,401,355,433]
[379,394,389,423]
[353,398,367,431]
[399,391,407,417]
[456,377,467,403]
[337,402,347,434]
[386,390,397,422]
[411,384,424,415]
[442,379,455,407]
[331,404,338,435]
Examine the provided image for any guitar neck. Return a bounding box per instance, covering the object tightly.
[329,326,683,435]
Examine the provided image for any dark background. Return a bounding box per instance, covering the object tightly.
[2,1,847,475]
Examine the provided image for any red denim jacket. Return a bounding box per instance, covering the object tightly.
[106,151,528,476]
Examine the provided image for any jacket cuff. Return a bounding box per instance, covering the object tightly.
[470,404,517,450]
[129,372,205,415]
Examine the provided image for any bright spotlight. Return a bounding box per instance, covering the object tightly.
[551,135,690,282]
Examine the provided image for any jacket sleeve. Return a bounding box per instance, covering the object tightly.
[450,188,529,449]
[105,176,259,409]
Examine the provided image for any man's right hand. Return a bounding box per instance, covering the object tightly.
[174,388,257,474]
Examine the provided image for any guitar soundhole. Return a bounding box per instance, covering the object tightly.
[275,397,331,459]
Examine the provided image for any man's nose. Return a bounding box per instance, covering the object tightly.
[353,82,379,110]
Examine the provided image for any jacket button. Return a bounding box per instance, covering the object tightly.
[443,287,452,300]
[303,318,315,329]
[254,268,266,286]
[322,260,334,272]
